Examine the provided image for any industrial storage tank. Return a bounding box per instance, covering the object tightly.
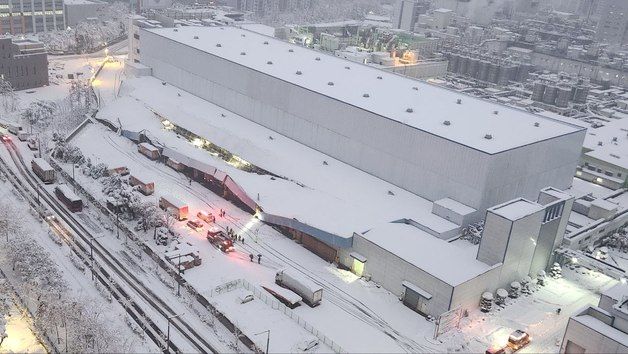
[543,85,558,105]
[555,86,571,108]
[531,81,546,101]
[573,84,589,103]
[516,63,533,82]
[448,53,460,73]
[468,57,480,79]
[497,65,516,85]
[458,56,470,76]
[479,60,490,81]
[487,62,499,83]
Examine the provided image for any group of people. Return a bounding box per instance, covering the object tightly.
[249,253,262,264]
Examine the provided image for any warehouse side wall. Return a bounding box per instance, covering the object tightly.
[351,234,454,317]
[137,30,585,216]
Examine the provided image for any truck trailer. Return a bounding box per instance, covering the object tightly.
[31,158,55,184]
[275,269,323,307]
[159,195,188,221]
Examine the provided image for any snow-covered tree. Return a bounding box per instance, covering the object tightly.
[136,202,162,233]
[549,262,562,279]
[495,288,508,306]
[521,276,532,295]
[0,200,24,242]
[22,100,57,130]
[0,78,18,112]
[461,220,484,245]
[537,270,547,286]
[53,141,86,165]
[480,292,493,312]
[509,282,521,298]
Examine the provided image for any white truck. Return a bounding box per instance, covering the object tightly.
[275,269,323,307]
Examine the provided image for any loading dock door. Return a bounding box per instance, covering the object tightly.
[402,281,432,316]
[349,252,367,277]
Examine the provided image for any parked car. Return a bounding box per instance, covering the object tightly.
[197,211,215,224]
[485,347,506,354]
[186,219,203,231]
[507,330,530,351]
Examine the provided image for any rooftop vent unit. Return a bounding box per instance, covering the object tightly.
[296,70,302,75]
[315,57,321,61]
[443,120,451,126]
[240,52,246,55]
[406,108,414,113]
[216,43,222,47]
[263,41,269,45]
[327,82,334,86]
[363,93,370,98]
[456,99,462,104]
[484,134,493,140]
[193,36,199,39]
[377,76,383,80]
[534,122,540,127]
[267,61,273,65]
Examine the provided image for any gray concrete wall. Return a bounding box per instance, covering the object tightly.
[351,234,454,317]
[139,29,585,218]
[0,39,49,90]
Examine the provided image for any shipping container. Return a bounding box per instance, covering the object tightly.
[166,157,186,171]
[31,158,55,184]
[261,282,302,308]
[17,132,31,141]
[27,138,38,151]
[7,124,22,135]
[275,269,323,307]
[129,174,154,195]
[159,195,188,221]
[55,184,82,212]
[138,142,160,160]
[107,166,129,176]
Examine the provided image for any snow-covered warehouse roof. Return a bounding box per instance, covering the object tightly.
[361,222,492,286]
[143,25,583,154]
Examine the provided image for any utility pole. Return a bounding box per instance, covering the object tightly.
[177,253,182,296]
[166,313,183,353]
[254,329,270,354]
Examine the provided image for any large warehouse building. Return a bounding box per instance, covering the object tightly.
[131,25,593,318]
[137,25,586,220]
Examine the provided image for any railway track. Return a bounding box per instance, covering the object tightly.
[0,140,218,353]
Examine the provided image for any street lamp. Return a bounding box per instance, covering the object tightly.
[254,329,270,354]
[166,313,183,353]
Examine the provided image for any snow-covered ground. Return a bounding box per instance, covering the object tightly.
[37,56,618,353]
[442,266,616,353]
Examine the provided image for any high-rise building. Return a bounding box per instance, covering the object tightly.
[0,0,65,34]
[596,0,628,46]
[0,37,49,90]
[393,0,424,31]
[224,0,313,18]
